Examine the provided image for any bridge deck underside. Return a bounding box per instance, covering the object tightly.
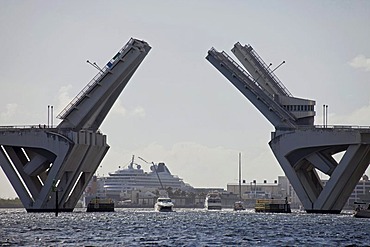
[270,128,370,213]
[0,129,109,211]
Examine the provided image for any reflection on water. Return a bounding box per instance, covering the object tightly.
[0,208,368,246]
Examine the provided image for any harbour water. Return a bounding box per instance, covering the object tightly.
[0,208,368,246]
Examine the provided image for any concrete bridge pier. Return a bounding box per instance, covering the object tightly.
[0,38,151,212]
[0,128,108,212]
[206,41,370,213]
[270,128,370,213]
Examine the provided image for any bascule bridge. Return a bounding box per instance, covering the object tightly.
[206,42,370,213]
[0,38,151,212]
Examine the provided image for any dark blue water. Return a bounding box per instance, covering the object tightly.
[0,208,368,246]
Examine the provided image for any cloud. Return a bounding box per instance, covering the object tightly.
[326,100,370,126]
[112,100,127,116]
[348,55,370,71]
[130,106,145,117]
[0,103,18,122]
[56,84,73,114]
[112,101,145,118]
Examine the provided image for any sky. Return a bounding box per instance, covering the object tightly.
[1,1,370,198]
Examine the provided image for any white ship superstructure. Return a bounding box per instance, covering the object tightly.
[98,156,193,199]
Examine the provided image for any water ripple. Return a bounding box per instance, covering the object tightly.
[0,208,369,246]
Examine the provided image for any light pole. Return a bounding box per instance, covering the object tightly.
[86,60,104,73]
[51,105,53,127]
[48,105,50,127]
[322,104,325,127]
[323,104,329,128]
[326,105,328,127]
[47,105,54,128]
[253,180,257,198]
[271,61,285,73]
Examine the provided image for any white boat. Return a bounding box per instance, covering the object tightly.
[354,202,370,218]
[205,191,222,210]
[154,197,174,212]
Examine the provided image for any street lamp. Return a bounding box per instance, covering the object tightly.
[323,104,329,128]
[271,61,285,73]
[86,60,103,73]
[326,105,329,127]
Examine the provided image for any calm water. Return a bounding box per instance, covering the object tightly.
[0,208,368,246]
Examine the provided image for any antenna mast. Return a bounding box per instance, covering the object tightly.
[239,152,242,200]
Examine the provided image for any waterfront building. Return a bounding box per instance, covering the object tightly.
[227,177,292,199]
[227,174,370,210]
[350,175,370,202]
[227,176,301,209]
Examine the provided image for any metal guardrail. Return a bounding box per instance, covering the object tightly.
[0,125,104,135]
[56,38,135,120]
[0,125,53,129]
[236,42,293,97]
[1,124,370,131]
[208,48,296,125]
[298,125,370,130]
[209,48,269,98]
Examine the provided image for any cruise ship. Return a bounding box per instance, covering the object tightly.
[98,156,193,199]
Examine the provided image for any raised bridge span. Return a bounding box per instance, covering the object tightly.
[0,38,151,212]
[206,42,370,213]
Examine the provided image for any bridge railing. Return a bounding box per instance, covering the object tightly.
[208,48,297,125]
[0,125,52,129]
[0,125,103,135]
[56,38,135,120]
[236,42,293,97]
[209,48,271,98]
[295,125,370,130]
[1,124,370,132]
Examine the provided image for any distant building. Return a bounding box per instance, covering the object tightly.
[227,174,370,210]
[227,177,291,199]
[227,176,301,208]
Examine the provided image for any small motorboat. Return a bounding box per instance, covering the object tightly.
[233,201,245,211]
[205,191,222,210]
[354,202,370,218]
[154,197,174,212]
[354,209,370,218]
